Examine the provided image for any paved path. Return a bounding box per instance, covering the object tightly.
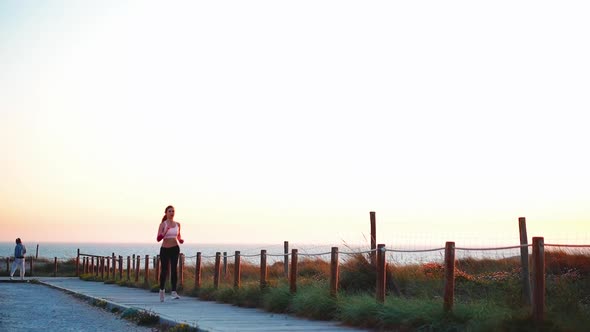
[0,277,368,332]
[0,281,154,332]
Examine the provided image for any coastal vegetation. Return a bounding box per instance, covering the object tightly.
[6,250,589,331]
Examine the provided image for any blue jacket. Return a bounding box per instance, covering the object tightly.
[14,243,26,258]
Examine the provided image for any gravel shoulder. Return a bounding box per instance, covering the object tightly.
[0,282,156,332]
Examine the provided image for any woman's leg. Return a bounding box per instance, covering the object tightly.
[20,258,25,279]
[159,248,170,290]
[169,246,180,291]
[10,258,18,277]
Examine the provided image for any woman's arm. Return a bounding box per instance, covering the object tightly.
[177,222,184,244]
[156,223,167,242]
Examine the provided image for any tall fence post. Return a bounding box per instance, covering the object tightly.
[179,253,184,288]
[376,244,386,303]
[135,256,140,282]
[443,241,456,312]
[54,257,58,277]
[6,257,10,273]
[144,255,149,285]
[532,237,545,323]
[214,252,221,289]
[290,249,298,293]
[126,256,130,281]
[519,217,532,305]
[284,241,289,278]
[106,257,110,279]
[100,257,104,279]
[76,249,80,276]
[195,252,202,289]
[370,212,377,265]
[112,253,116,278]
[223,252,228,279]
[29,258,33,277]
[119,256,123,280]
[330,247,339,297]
[234,251,241,289]
[260,250,268,290]
[155,255,160,284]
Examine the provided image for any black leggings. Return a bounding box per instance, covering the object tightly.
[159,245,180,291]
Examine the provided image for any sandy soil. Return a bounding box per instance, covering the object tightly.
[0,282,156,332]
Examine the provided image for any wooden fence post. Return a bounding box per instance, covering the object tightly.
[330,247,339,297]
[54,257,58,277]
[195,252,202,289]
[290,249,298,293]
[76,249,80,276]
[126,256,130,280]
[234,251,241,289]
[443,242,456,312]
[179,253,184,288]
[90,257,94,275]
[106,257,110,279]
[6,257,9,273]
[260,250,267,290]
[284,241,289,278]
[112,253,116,278]
[223,252,228,279]
[29,257,33,277]
[118,256,123,280]
[376,244,386,303]
[532,237,545,323]
[144,255,149,285]
[100,257,104,279]
[135,256,140,282]
[370,212,377,265]
[519,217,532,305]
[214,252,221,289]
[155,255,160,284]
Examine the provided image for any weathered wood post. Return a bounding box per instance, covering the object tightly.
[376,244,386,303]
[330,247,339,297]
[118,256,123,280]
[532,237,545,323]
[223,252,228,279]
[100,257,104,279]
[179,253,184,288]
[370,212,377,265]
[260,250,268,290]
[195,252,202,289]
[90,257,94,275]
[444,242,456,312]
[234,251,241,289]
[155,255,160,283]
[54,257,58,277]
[135,256,140,282]
[144,255,149,285]
[76,249,80,276]
[112,253,116,278]
[29,257,33,277]
[284,241,289,278]
[519,217,532,305]
[290,249,298,293]
[126,256,131,280]
[106,257,110,279]
[214,252,221,289]
[6,257,9,273]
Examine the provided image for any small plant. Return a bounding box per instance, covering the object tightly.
[93,299,108,309]
[167,323,198,331]
[121,308,160,326]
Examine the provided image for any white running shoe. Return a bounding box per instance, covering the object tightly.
[159,289,165,302]
[171,291,180,299]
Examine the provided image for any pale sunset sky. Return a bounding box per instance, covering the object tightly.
[1,1,588,246]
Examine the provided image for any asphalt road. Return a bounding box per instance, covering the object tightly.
[0,282,156,332]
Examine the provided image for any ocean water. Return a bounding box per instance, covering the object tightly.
[0,241,525,266]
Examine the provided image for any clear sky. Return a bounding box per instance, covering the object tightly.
[1,1,589,247]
